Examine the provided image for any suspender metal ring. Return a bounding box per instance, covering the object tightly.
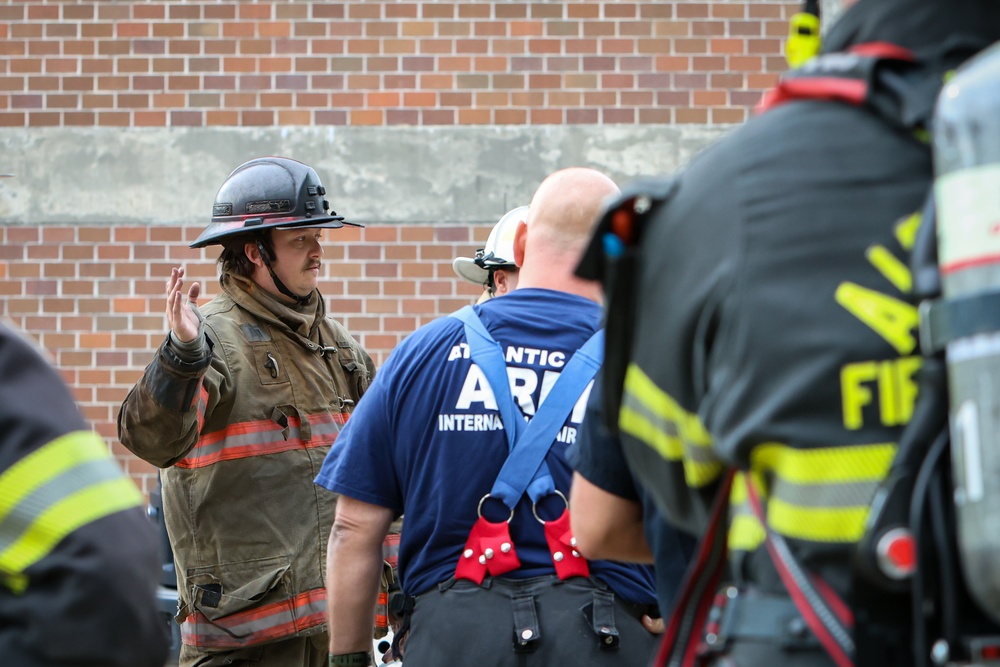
[531,489,569,524]
[478,493,515,523]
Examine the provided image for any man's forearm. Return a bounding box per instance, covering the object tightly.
[570,472,654,563]
[326,497,395,654]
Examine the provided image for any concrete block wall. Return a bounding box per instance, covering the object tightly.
[0,0,797,496]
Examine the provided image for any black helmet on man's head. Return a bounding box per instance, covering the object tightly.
[190,157,352,249]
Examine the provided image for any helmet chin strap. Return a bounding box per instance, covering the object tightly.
[256,239,311,304]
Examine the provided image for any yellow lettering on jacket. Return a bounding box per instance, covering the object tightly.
[894,211,921,252]
[841,356,921,429]
[834,282,919,355]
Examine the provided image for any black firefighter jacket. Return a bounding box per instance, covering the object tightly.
[0,320,168,666]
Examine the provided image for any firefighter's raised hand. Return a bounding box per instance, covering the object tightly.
[166,266,202,343]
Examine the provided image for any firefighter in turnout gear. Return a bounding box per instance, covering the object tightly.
[575,1,1000,666]
[0,319,169,666]
[118,157,376,667]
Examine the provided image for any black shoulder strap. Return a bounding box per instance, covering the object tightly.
[575,176,679,434]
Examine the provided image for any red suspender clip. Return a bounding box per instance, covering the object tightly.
[538,502,590,580]
[455,495,521,584]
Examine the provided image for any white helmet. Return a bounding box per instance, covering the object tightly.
[453,205,528,286]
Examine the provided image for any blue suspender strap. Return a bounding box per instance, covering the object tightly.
[450,305,523,450]
[448,306,604,509]
[506,329,603,505]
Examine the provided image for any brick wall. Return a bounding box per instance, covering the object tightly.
[1,0,794,128]
[0,0,797,496]
[0,222,490,495]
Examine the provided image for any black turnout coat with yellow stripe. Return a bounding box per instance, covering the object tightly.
[613,81,932,600]
[0,320,168,666]
[608,0,1000,602]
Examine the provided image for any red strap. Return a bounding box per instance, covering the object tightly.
[756,41,917,115]
[454,516,521,584]
[849,41,915,61]
[745,479,855,667]
[757,77,867,113]
[654,469,736,667]
[541,509,590,580]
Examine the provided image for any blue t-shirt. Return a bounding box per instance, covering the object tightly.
[315,288,655,603]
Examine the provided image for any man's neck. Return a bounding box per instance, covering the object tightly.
[513,274,602,304]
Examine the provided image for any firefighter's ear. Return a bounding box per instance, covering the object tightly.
[245,240,263,267]
[513,218,527,267]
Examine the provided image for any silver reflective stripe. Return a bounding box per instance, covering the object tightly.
[180,413,347,468]
[181,588,327,648]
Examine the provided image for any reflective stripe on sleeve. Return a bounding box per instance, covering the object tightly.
[619,362,724,488]
[0,430,143,593]
[180,588,327,649]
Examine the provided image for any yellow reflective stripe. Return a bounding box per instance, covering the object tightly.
[729,513,766,551]
[619,405,682,459]
[768,496,872,543]
[1,478,143,585]
[750,442,896,484]
[622,363,711,446]
[0,431,142,591]
[0,431,113,523]
[619,363,722,488]
[619,406,723,488]
[728,472,765,550]
[743,443,895,543]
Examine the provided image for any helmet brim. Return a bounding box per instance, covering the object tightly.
[452,257,489,286]
[189,215,347,249]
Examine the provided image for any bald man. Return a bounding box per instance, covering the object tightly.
[317,168,659,667]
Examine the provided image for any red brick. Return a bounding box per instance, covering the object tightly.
[27,111,59,127]
[28,41,59,56]
[222,23,254,39]
[313,4,346,19]
[28,5,58,20]
[238,4,272,20]
[242,110,274,126]
[153,23,184,39]
[11,59,43,75]
[458,108,491,124]
[205,4,237,20]
[605,4,637,18]
[676,107,709,123]
[97,111,132,127]
[65,112,96,126]
[749,4,784,19]
[712,107,746,124]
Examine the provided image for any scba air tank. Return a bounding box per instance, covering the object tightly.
[933,42,1000,625]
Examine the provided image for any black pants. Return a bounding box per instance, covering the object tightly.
[695,588,834,667]
[401,575,656,667]
[699,642,835,667]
